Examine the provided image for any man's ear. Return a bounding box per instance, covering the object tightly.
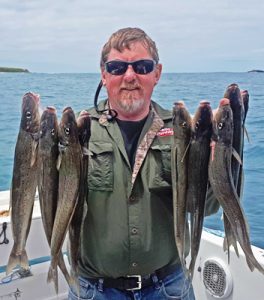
[101,68,107,86]
[154,63,162,85]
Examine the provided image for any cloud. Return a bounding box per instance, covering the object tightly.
[0,0,263,72]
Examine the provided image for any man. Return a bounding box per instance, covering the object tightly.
[69,27,217,300]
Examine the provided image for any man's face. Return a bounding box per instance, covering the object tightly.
[101,42,162,121]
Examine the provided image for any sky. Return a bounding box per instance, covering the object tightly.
[1,0,264,73]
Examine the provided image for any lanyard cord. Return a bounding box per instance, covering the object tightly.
[94,80,118,120]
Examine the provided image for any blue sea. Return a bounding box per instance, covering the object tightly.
[0,72,263,248]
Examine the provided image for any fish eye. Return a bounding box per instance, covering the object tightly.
[26,111,31,119]
[51,129,55,136]
[181,121,187,128]
[65,127,70,135]
[218,122,224,130]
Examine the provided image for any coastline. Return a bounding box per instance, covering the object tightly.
[0,67,29,73]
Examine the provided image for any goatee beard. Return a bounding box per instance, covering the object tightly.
[117,98,145,114]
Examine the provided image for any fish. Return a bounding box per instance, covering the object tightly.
[47,107,82,293]
[208,98,264,275]
[68,110,91,284]
[224,83,244,189]
[223,84,245,259]
[38,106,71,286]
[7,92,40,275]
[171,101,192,269]
[187,101,213,279]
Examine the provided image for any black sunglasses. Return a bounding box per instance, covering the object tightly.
[105,59,156,75]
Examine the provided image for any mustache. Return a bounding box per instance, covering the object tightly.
[120,84,141,90]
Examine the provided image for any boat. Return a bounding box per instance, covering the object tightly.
[0,191,68,300]
[1,189,264,300]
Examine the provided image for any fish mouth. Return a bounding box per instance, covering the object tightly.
[23,92,40,103]
[174,101,185,108]
[220,98,230,107]
[228,83,239,90]
[46,106,57,114]
[79,110,90,117]
[200,100,210,107]
[63,106,73,113]
[241,90,248,96]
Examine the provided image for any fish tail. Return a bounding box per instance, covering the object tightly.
[47,261,59,294]
[69,270,81,297]
[6,247,29,275]
[188,259,195,281]
[223,215,240,261]
[224,234,240,259]
[245,256,255,273]
[58,252,72,287]
[246,255,264,276]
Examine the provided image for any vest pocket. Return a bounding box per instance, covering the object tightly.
[149,144,172,190]
[88,142,113,191]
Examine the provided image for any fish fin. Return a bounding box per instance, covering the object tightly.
[244,126,251,144]
[47,262,59,294]
[223,236,230,263]
[58,252,72,287]
[180,140,191,163]
[245,256,255,272]
[223,214,239,261]
[56,153,62,170]
[6,248,29,275]
[30,140,39,167]
[210,140,216,161]
[232,148,242,165]
[82,147,92,156]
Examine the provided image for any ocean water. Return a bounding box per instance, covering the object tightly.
[0,72,263,248]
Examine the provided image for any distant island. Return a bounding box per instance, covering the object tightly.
[248,69,264,73]
[0,67,29,73]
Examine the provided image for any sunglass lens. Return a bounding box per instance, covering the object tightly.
[133,60,154,74]
[105,60,155,75]
[106,61,127,75]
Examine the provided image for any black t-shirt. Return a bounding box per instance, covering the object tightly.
[116,116,147,167]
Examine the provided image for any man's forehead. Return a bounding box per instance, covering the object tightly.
[107,42,152,60]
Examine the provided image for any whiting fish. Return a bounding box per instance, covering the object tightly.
[47,107,82,293]
[7,92,40,275]
[224,84,244,190]
[38,106,71,286]
[68,110,91,286]
[208,98,264,275]
[171,101,192,269]
[223,84,245,259]
[187,101,213,279]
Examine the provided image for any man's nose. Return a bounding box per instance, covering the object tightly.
[123,65,137,82]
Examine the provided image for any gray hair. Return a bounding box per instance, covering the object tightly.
[100,27,159,68]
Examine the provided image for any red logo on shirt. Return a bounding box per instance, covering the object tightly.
[157,128,174,137]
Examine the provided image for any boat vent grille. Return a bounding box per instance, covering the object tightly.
[203,260,226,297]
